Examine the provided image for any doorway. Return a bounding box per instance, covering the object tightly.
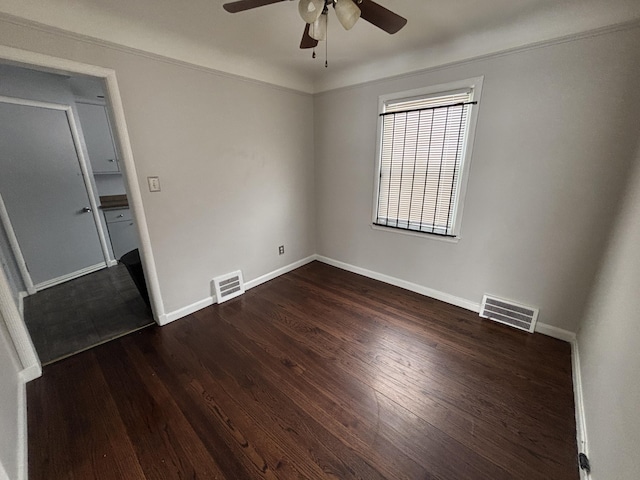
[0,93,111,291]
[0,48,164,373]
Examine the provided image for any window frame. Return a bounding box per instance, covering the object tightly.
[372,76,483,240]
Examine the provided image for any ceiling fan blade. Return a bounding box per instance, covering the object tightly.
[223,0,287,13]
[358,0,407,34]
[300,23,319,49]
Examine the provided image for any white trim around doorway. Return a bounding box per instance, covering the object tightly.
[0,46,166,383]
[34,262,106,291]
[0,193,36,295]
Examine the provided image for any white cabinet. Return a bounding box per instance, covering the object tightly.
[76,102,119,173]
[104,208,139,259]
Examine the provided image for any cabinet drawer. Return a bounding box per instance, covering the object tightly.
[104,208,132,223]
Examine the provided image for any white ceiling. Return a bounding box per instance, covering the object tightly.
[0,0,639,93]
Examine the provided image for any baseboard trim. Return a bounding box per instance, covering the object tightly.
[244,255,317,291]
[315,255,482,313]
[316,255,579,343]
[534,322,577,342]
[571,338,591,479]
[17,380,27,480]
[19,364,41,383]
[34,262,106,291]
[0,271,41,383]
[159,255,317,326]
[159,254,580,345]
[158,296,214,326]
[0,381,28,480]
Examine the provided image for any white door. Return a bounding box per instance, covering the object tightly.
[0,101,106,287]
[76,102,119,173]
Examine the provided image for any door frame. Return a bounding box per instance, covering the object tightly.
[0,45,166,381]
[0,95,113,292]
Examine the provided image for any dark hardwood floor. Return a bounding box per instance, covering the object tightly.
[27,261,579,479]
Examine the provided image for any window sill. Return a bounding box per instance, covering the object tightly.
[371,224,460,243]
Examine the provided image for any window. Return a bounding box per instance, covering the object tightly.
[373,78,482,238]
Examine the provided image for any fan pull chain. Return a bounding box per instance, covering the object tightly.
[325,13,329,68]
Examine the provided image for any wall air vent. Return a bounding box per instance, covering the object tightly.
[480,295,539,333]
[212,270,245,304]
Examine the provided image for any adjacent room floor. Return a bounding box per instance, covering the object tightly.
[26,261,579,479]
[24,264,154,364]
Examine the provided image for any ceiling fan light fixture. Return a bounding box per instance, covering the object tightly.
[334,0,361,30]
[310,12,327,41]
[298,0,324,24]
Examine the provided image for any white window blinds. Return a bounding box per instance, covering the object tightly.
[375,90,474,237]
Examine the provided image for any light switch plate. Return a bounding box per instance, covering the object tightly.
[147,176,161,192]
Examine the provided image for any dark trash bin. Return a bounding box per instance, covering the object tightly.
[119,248,151,309]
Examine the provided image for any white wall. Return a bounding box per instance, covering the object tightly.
[576,141,640,479]
[314,25,640,332]
[0,18,316,315]
[0,9,638,480]
[0,311,23,480]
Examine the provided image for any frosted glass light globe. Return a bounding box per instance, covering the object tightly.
[310,13,327,41]
[335,0,361,30]
[298,0,324,24]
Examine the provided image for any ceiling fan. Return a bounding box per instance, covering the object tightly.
[222,0,407,51]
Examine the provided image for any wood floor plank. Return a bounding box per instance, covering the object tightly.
[127,328,314,479]
[240,272,577,479]
[162,318,390,480]
[93,339,229,479]
[280,266,576,434]
[292,265,573,386]
[268,274,574,420]
[28,352,146,480]
[192,311,437,480]
[196,303,513,480]
[27,261,579,480]
[237,290,549,478]
[259,275,576,441]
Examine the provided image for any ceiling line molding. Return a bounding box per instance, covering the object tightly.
[314,18,640,95]
[0,12,638,97]
[0,12,314,97]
